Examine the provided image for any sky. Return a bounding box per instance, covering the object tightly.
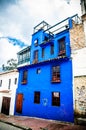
[0,0,81,68]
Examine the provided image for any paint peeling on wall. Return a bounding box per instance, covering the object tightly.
[75,84,86,117]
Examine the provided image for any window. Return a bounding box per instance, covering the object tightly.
[52,92,60,106]
[14,78,17,85]
[50,44,54,55]
[36,68,41,74]
[19,55,22,64]
[42,48,45,58]
[21,70,28,84]
[52,66,60,83]
[33,50,38,63]
[0,80,2,87]
[58,37,66,56]
[44,36,49,42]
[34,39,38,46]
[23,52,26,61]
[8,79,11,89]
[34,92,40,104]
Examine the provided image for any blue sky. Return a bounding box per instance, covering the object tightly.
[0,0,81,68]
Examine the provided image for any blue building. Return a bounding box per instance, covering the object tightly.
[15,15,79,122]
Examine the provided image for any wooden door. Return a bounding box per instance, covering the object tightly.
[16,94,23,113]
[1,97,11,115]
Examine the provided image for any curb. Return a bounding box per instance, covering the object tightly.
[0,119,32,130]
[75,118,86,126]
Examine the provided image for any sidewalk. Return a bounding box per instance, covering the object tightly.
[0,113,86,130]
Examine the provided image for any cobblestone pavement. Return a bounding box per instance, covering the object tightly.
[0,114,86,130]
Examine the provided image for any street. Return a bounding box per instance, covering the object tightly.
[0,114,86,130]
[0,121,23,130]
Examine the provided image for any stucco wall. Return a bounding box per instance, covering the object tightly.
[0,70,19,115]
[74,76,86,117]
[72,47,86,76]
[15,59,74,122]
[70,21,85,50]
[82,14,86,45]
[72,48,86,117]
[71,18,86,118]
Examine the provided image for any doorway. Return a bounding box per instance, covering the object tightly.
[1,97,11,115]
[16,93,23,114]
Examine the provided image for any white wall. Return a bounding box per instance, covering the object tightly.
[0,69,19,115]
[72,47,86,76]
[81,0,86,15]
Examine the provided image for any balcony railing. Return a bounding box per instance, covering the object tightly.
[18,58,30,65]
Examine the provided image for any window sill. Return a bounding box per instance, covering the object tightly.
[34,43,38,47]
[52,105,60,107]
[58,50,66,56]
[21,81,27,85]
[33,59,38,64]
[51,80,61,83]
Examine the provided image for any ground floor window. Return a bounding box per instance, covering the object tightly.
[52,92,60,106]
[34,91,40,104]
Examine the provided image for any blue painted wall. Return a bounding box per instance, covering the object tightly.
[30,29,71,64]
[15,18,74,123]
[15,58,74,122]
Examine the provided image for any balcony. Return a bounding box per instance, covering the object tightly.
[17,46,30,67]
[18,58,30,65]
[39,39,54,47]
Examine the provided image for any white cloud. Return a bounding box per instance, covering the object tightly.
[0,0,81,42]
[0,32,3,37]
[19,0,81,26]
[0,0,81,69]
[0,38,20,67]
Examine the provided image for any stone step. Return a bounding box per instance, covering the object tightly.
[76,118,86,126]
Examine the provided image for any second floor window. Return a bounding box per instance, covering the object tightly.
[21,70,28,84]
[14,78,17,85]
[0,80,2,87]
[8,79,11,89]
[58,37,66,56]
[36,68,41,74]
[52,66,60,83]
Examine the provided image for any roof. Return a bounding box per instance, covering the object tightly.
[18,56,69,69]
[17,46,30,55]
[0,69,18,75]
[0,90,11,93]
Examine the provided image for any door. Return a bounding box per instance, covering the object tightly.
[16,94,23,114]
[1,97,11,115]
